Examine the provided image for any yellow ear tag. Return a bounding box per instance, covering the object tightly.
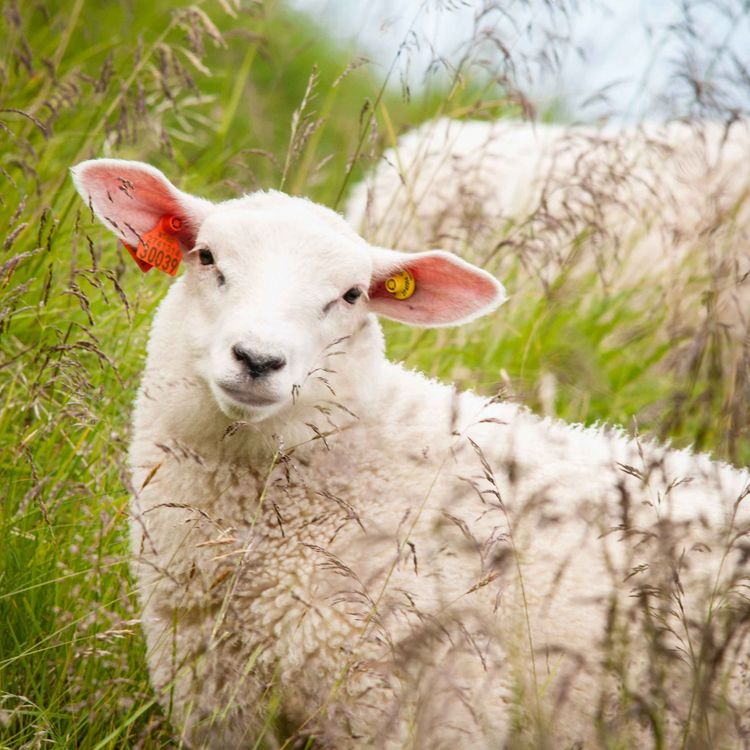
[384,269,416,300]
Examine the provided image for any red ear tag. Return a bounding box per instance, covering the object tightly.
[122,216,183,276]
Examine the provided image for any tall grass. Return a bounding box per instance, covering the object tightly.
[0,0,748,748]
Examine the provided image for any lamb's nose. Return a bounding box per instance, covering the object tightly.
[232,345,286,379]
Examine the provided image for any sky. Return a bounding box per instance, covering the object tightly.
[287,0,750,122]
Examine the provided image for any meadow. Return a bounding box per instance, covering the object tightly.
[1,1,748,747]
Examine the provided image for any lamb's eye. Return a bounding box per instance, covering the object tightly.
[198,248,214,266]
[343,287,362,305]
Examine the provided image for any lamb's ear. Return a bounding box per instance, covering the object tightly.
[367,248,506,326]
[70,158,213,251]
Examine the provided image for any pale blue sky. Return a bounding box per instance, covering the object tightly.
[288,0,750,122]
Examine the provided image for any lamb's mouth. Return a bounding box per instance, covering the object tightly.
[218,385,280,408]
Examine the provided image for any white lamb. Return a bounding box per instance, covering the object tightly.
[346,118,750,338]
[73,159,750,749]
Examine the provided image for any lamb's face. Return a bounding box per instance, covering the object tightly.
[184,197,375,421]
[71,158,506,424]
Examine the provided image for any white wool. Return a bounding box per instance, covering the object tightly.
[73,159,750,749]
[346,118,750,335]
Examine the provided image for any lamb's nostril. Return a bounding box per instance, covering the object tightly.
[264,356,286,372]
[232,345,286,379]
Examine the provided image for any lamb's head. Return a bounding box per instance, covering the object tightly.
[71,159,506,421]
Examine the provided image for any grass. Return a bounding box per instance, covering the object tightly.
[0,0,748,748]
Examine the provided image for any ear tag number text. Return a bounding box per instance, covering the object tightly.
[385,269,416,300]
[122,216,183,276]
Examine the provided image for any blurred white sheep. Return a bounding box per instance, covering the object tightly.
[346,118,750,338]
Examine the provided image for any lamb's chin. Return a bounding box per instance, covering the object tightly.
[211,387,290,423]
[221,399,289,424]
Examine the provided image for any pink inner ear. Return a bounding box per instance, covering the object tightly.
[74,161,201,249]
[369,253,504,326]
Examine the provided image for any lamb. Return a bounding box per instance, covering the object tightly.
[73,158,750,749]
[346,118,750,340]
